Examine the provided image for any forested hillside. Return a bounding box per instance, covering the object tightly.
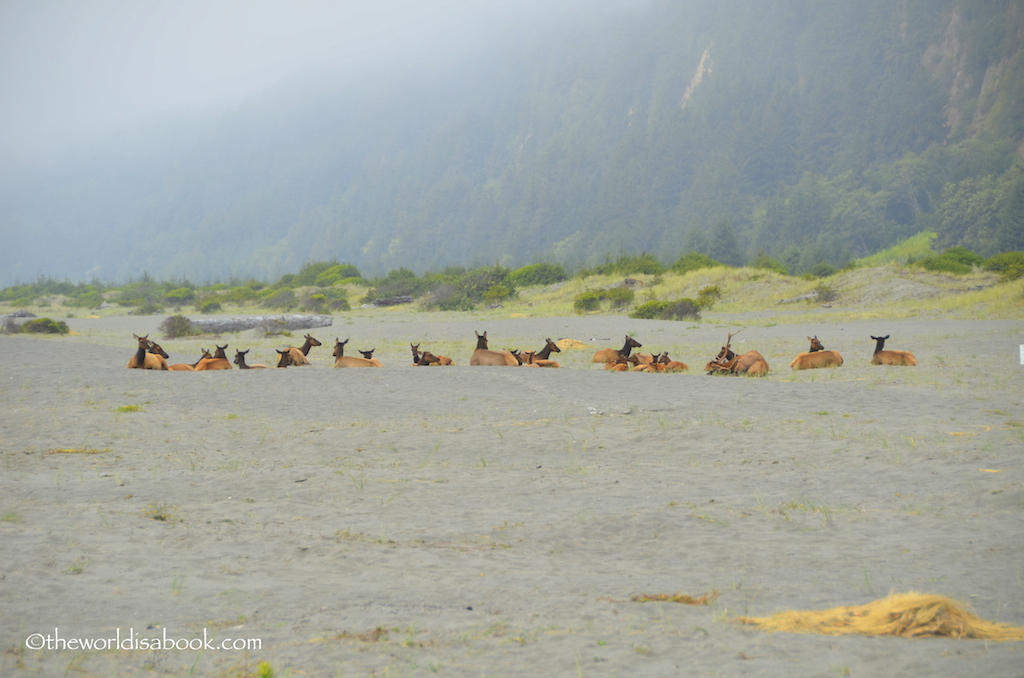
[2,0,1023,286]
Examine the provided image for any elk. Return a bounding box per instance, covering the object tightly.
[469,331,519,366]
[593,335,642,364]
[332,338,382,368]
[523,338,561,367]
[168,349,208,371]
[605,354,639,371]
[410,343,453,366]
[275,348,294,368]
[195,347,232,371]
[280,334,319,366]
[706,330,769,376]
[659,352,689,371]
[126,334,168,370]
[790,336,844,370]
[234,349,269,369]
[357,348,384,367]
[870,335,917,366]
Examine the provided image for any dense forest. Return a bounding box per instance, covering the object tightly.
[2,0,1023,287]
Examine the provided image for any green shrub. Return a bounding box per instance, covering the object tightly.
[21,317,70,334]
[262,289,296,310]
[671,252,725,274]
[199,301,222,314]
[808,262,836,278]
[983,251,1024,280]
[630,300,672,319]
[815,282,838,303]
[164,287,195,306]
[129,302,165,316]
[11,297,31,308]
[573,291,603,312]
[224,286,257,304]
[603,287,635,307]
[509,263,568,286]
[159,315,197,338]
[915,246,984,274]
[70,290,104,309]
[313,263,362,287]
[696,285,722,309]
[748,251,788,274]
[666,299,701,319]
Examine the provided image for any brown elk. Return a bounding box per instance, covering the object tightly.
[195,346,232,371]
[168,349,208,371]
[659,352,689,371]
[790,336,844,370]
[410,343,453,366]
[126,334,169,370]
[706,330,769,376]
[870,335,917,366]
[593,335,642,364]
[281,334,319,366]
[524,338,561,367]
[469,331,519,366]
[275,349,294,368]
[234,349,269,369]
[357,348,384,367]
[332,338,382,368]
[605,354,639,371]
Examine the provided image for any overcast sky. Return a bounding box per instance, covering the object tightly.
[0,0,634,164]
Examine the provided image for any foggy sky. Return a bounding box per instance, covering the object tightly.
[0,0,633,164]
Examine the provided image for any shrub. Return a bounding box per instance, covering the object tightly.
[421,285,476,311]
[70,290,104,309]
[224,286,257,305]
[808,261,836,278]
[983,251,1024,280]
[915,246,984,274]
[671,252,724,274]
[573,291,603,312]
[129,302,165,316]
[482,284,513,305]
[159,315,197,339]
[509,263,568,287]
[199,300,222,314]
[630,301,672,319]
[261,289,296,310]
[666,299,701,320]
[603,287,635,308]
[164,287,195,306]
[815,282,838,303]
[697,285,722,309]
[748,251,788,274]
[21,317,70,334]
[313,263,362,287]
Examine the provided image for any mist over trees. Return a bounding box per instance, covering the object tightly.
[2,0,1023,287]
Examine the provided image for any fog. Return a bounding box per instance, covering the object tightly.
[0,0,634,164]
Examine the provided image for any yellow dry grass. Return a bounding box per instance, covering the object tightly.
[737,592,1024,640]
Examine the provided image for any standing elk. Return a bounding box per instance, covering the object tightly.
[790,336,844,370]
[593,335,642,364]
[126,334,169,370]
[706,330,769,376]
[469,331,519,366]
[870,335,917,366]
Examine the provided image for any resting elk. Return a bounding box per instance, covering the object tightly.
[168,349,208,371]
[410,343,453,366]
[521,338,561,367]
[593,335,642,364]
[790,336,844,370]
[195,345,232,370]
[870,335,917,366]
[333,338,382,368]
[469,331,519,366]
[234,349,269,369]
[281,334,320,366]
[275,349,294,368]
[705,330,769,376]
[126,334,169,370]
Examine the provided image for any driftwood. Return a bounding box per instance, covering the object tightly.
[371,296,414,308]
[190,315,333,334]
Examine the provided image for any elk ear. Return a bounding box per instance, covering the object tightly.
[884,334,890,340]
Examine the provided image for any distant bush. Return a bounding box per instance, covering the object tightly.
[69,290,104,309]
[21,317,70,334]
[261,289,296,310]
[421,285,476,311]
[671,252,725,274]
[573,291,603,312]
[199,301,222,314]
[983,251,1024,280]
[915,246,984,274]
[573,287,634,313]
[808,261,836,278]
[164,287,195,306]
[224,286,257,305]
[815,282,838,303]
[159,315,197,338]
[748,251,788,274]
[313,263,363,287]
[509,263,568,287]
[583,253,665,277]
[696,285,722,309]
[629,299,701,320]
[129,302,165,316]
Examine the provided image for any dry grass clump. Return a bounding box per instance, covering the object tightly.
[632,590,719,605]
[737,592,1024,640]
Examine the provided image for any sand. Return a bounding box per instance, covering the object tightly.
[1,312,1023,677]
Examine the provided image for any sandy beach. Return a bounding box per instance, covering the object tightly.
[2,312,1023,677]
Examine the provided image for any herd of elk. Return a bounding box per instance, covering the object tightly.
[789,336,844,370]
[126,329,917,374]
